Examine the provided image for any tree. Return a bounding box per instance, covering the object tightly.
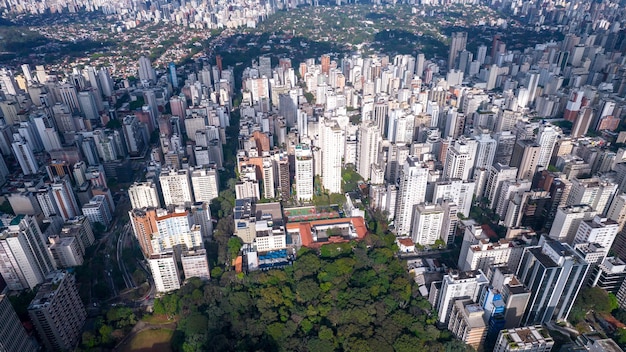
[227,237,243,260]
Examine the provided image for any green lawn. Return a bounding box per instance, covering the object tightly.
[120,329,173,352]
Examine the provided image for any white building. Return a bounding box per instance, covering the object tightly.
[535,123,561,168]
[149,253,181,293]
[549,205,597,244]
[254,220,287,252]
[606,193,626,232]
[411,203,444,246]
[461,238,524,275]
[320,120,344,194]
[357,122,381,180]
[190,166,220,203]
[48,236,83,268]
[181,249,211,281]
[0,215,55,290]
[494,326,554,352]
[485,163,518,208]
[12,134,38,175]
[395,157,429,236]
[159,167,194,207]
[567,177,618,215]
[295,144,314,201]
[82,195,112,228]
[443,138,476,181]
[574,216,619,251]
[152,208,203,254]
[434,269,489,324]
[432,179,475,218]
[128,181,161,209]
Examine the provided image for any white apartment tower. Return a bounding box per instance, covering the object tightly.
[606,193,626,232]
[443,138,477,181]
[320,120,344,194]
[12,133,38,175]
[181,249,211,281]
[567,177,618,215]
[549,205,597,244]
[535,123,561,168]
[262,158,275,199]
[394,157,428,236]
[574,216,619,251]
[149,253,181,293]
[435,269,489,324]
[128,181,161,209]
[357,122,381,180]
[411,204,445,246]
[159,167,194,207]
[295,144,314,201]
[0,215,55,290]
[190,166,220,203]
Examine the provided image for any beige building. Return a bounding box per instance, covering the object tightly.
[447,299,487,351]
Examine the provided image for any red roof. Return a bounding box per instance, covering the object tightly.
[287,217,368,248]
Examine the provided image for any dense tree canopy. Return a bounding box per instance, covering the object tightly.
[153,232,467,351]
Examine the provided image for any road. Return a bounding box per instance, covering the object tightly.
[117,222,136,290]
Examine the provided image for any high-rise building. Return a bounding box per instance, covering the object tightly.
[474,132,497,171]
[448,299,487,351]
[357,122,381,180]
[443,138,477,181]
[567,177,618,215]
[168,62,178,88]
[607,193,626,232]
[411,203,444,246]
[12,133,38,175]
[138,56,157,84]
[159,167,194,207]
[485,163,518,209]
[0,289,38,352]
[320,120,344,194]
[28,271,86,352]
[516,239,589,325]
[574,216,619,251]
[262,158,275,199]
[129,208,158,256]
[510,139,541,180]
[190,166,220,204]
[433,179,475,218]
[461,238,524,274]
[77,90,99,121]
[434,269,489,325]
[0,215,55,290]
[128,181,161,209]
[122,115,148,157]
[549,205,596,244]
[190,202,213,239]
[181,249,210,281]
[149,253,180,293]
[394,157,428,236]
[295,144,314,201]
[493,326,554,352]
[591,257,626,295]
[277,156,290,201]
[535,124,561,168]
[82,195,112,228]
[152,208,202,254]
[448,32,468,71]
[51,176,80,221]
